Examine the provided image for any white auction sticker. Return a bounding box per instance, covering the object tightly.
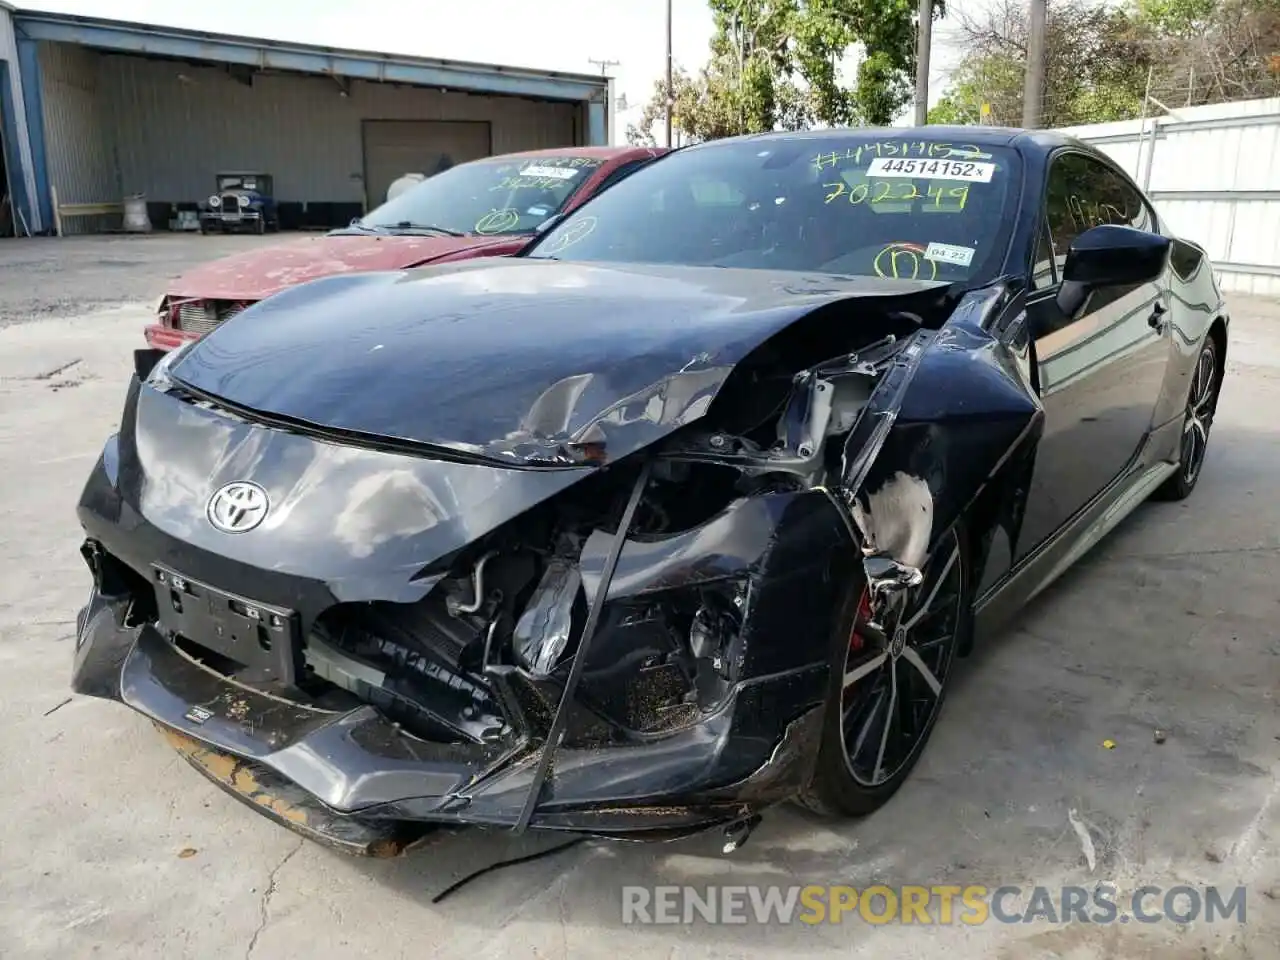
[925,242,976,267]
[867,156,995,183]
[519,165,579,180]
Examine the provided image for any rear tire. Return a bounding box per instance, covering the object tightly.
[1153,336,1219,501]
[797,524,971,817]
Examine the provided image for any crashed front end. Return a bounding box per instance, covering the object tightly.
[73,266,1038,851]
[73,404,862,849]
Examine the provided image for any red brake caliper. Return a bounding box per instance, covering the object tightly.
[849,586,872,653]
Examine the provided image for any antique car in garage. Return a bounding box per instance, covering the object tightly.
[147,146,665,350]
[199,172,280,235]
[77,127,1227,855]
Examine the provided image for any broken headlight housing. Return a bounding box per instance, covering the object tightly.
[573,576,751,735]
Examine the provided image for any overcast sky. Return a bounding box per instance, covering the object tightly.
[19,0,981,141]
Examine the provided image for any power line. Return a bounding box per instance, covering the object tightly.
[587,57,620,76]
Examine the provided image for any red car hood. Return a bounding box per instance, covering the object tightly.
[167,233,524,301]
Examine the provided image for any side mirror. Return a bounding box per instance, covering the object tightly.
[1057,224,1170,317]
[1062,224,1170,286]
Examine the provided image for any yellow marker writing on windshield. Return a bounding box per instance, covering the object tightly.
[813,142,988,171]
[927,183,971,211]
[823,180,969,211]
[492,176,567,191]
[541,215,597,254]
[475,208,521,235]
[873,243,939,281]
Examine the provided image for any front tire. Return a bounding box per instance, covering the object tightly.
[798,524,971,817]
[1153,337,1219,501]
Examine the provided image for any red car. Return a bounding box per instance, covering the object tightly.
[145,145,666,350]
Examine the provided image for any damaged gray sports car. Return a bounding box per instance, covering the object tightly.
[73,127,1228,856]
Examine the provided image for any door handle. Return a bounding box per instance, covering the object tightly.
[1148,301,1168,331]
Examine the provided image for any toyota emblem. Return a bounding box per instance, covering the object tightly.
[206,481,270,533]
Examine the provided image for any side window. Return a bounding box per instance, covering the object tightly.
[1043,153,1156,274]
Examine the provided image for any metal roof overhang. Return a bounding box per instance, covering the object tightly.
[14,12,607,102]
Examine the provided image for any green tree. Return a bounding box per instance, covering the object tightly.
[1132,0,1280,104]
[931,0,1152,127]
[627,0,941,145]
[930,0,1280,129]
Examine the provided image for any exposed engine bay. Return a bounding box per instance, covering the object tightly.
[166,298,940,752]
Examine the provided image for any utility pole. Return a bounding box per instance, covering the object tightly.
[665,0,674,147]
[588,57,620,77]
[914,0,933,126]
[1022,0,1047,128]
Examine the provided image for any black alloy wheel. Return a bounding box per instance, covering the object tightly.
[1155,337,1219,501]
[799,524,970,817]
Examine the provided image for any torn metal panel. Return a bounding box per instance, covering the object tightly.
[847,285,1044,576]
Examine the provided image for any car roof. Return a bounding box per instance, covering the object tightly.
[493,145,669,161]
[686,125,1097,161]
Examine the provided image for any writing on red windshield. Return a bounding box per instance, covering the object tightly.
[475,208,522,234]
[489,156,603,192]
[492,175,577,191]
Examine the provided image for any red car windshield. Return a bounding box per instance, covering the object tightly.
[359,156,606,237]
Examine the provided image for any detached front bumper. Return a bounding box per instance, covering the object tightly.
[73,582,830,846]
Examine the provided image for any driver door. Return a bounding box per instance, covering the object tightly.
[1015,151,1172,562]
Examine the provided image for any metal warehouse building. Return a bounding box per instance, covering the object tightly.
[0,5,612,236]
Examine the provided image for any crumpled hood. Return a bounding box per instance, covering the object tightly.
[170,258,949,465]
[165,233,521,301]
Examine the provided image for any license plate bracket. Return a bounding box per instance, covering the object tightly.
[151,564,299,685]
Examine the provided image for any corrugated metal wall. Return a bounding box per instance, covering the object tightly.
[1059,98,1280,297]
[31,40,579,228]
[36,40,118,234]
[2,11,44,232]
[98,48,576,204]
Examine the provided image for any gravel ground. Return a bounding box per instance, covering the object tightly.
[0,237,1275,959]
[0,233,285,327]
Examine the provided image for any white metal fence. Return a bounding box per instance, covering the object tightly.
[1058,97,1280,297]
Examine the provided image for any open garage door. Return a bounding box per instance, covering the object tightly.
[362,120,492,210]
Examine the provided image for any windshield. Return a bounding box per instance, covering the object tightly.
[525,136,1019,283]
[358,155,607,236]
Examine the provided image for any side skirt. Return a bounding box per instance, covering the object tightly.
[973,445,1178,639]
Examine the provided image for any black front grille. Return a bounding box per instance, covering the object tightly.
[221,193,242,210]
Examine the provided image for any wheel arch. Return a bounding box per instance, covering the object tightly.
[1207,314,1228,409]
